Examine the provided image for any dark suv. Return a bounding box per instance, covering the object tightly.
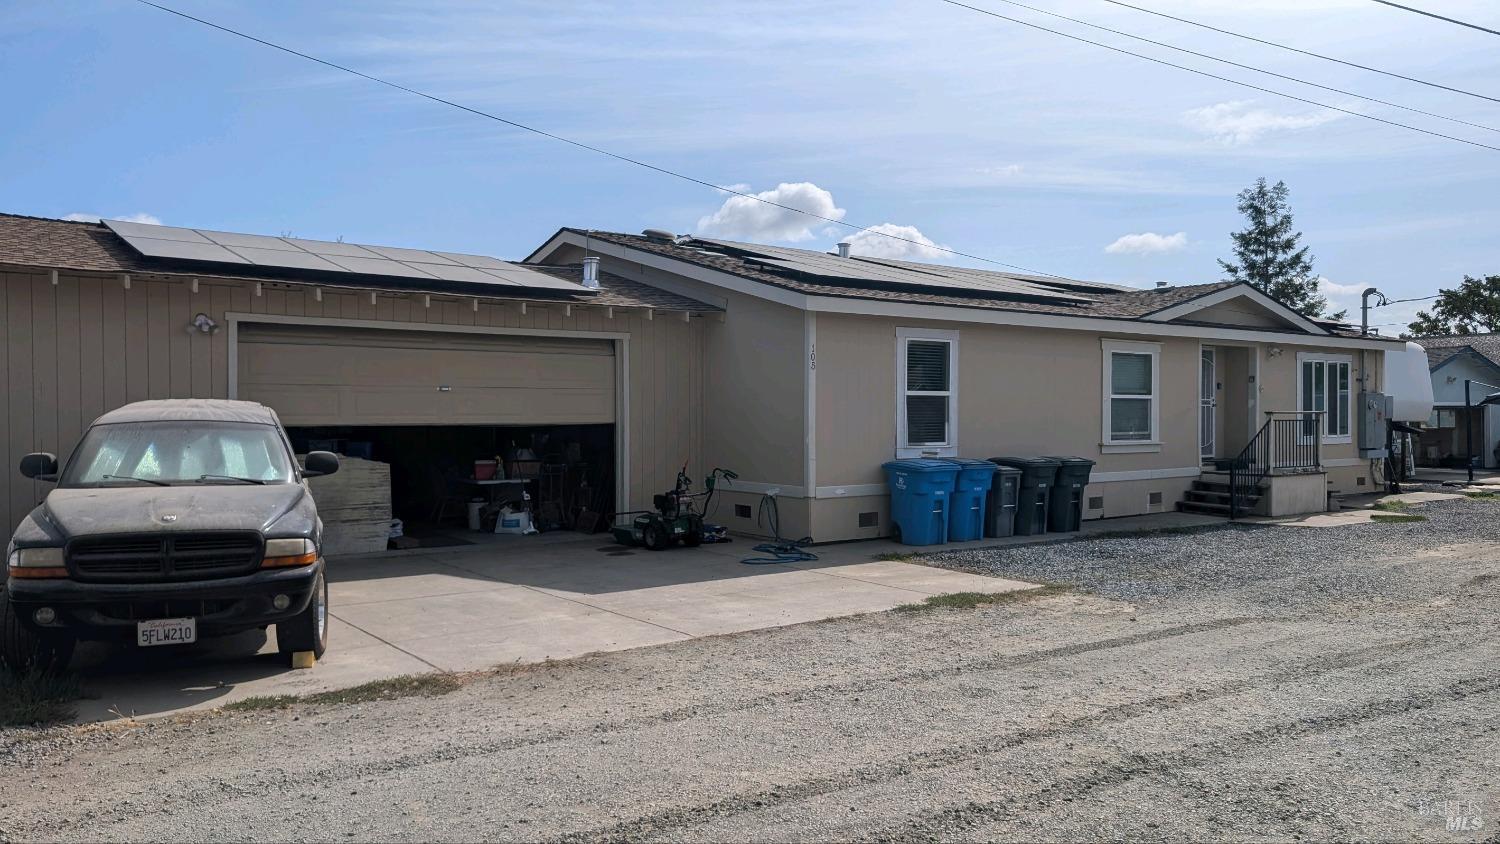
[3,399,338,670]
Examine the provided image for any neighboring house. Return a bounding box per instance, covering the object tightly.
[1418,334,1500,469]
[528,229,1405,538]
[1,214,1406,543]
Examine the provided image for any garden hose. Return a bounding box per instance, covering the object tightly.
[740,494,818,565]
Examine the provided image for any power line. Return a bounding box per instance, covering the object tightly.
[974,0,1500,135]
[935,0,1500,153]
[1366,0,1500,37]
[1094,0,1500,105]
[1378,294,1441,306]
[130,0,1061,278]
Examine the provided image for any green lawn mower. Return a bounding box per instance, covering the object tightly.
[612,466,736,551]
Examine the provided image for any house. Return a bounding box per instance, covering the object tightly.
[1,213,1407,544]
[1417,334,1500,469]
[528,228,1404,537]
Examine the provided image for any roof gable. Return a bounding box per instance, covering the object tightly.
[1141,285,1328,335]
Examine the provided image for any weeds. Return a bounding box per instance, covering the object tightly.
[0,670,84,727]
[1463,491,1499,500]
[1371,512,1426,523]
[896,583,1071,612]
[222,672,465,713]
[1372,499,1410,512]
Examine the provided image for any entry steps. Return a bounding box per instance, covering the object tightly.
[1178,470,1263,517]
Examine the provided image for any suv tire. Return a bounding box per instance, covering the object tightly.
[0,588,75,673]
[276,571,328,660]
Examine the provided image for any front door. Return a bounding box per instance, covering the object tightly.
[1200,348,1217,460]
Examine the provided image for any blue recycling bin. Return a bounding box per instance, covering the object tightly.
[882,459,961,546]
[941,458,998,542]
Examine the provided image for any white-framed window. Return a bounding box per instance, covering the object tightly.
[896,327,959,458]
[1101,339,1161,452]
[1297,353,1353,442]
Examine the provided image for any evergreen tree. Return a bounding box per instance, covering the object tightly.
[1218,178,1341,320]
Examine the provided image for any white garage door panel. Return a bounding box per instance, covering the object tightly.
[238,325,615,426]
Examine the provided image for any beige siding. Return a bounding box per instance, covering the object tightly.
[566,254,811,539]
[1178,296,1292,329]
[815,313,1202,487]
[2,270,702,538]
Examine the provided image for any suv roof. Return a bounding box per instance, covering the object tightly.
[93,399,280,426]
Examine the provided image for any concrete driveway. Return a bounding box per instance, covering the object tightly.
[67,528,1054,722]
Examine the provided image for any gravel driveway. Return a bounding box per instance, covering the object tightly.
[1,491,1496,842]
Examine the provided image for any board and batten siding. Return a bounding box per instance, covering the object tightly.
[2,269,703,539]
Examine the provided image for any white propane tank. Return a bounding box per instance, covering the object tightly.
[1384,341,1435,423]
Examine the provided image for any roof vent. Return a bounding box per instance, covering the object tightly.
[642,228,676,243]
[836,241,851,259]
[582,256,600,289]
[1155,281,1169,289]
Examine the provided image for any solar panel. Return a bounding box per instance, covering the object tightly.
[698,238,1096,302]
[103,219,589,292]
[124,237,250,264]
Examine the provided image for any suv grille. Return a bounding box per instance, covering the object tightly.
[68,532,263,582]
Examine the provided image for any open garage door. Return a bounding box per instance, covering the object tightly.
[236,324,616,426]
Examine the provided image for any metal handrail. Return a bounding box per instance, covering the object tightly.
[1228,411,1323,519]
[1228,419,1271,520]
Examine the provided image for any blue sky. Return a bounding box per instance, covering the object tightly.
[3,0,1499,329]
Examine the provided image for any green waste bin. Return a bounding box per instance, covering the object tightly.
[1042,456,1095,532]
[984,465,1022,538]
[988,457,1060,536]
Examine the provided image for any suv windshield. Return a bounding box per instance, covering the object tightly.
[60,421,295,487]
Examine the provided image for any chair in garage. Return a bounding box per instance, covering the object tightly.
[418,465,474,526]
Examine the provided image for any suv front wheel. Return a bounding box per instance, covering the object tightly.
[0,588,75,672]
[276,571,328,662]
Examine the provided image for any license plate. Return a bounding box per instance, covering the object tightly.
[137,617,197,647]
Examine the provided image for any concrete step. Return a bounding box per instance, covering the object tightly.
[1184,489,1260,505]
[1178,500,1231,515]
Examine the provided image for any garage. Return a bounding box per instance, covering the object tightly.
[233,320,623,549]
[0,213,711,545]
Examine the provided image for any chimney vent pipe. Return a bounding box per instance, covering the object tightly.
[836,242,851,259]
[582,256,600,289]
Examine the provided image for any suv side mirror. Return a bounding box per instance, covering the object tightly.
[303,451,340,478]
[19,453,59,481]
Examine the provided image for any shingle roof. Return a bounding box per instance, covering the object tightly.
[0,213,714,312]
[554,228,1364,334]
[1418,333,1500,370]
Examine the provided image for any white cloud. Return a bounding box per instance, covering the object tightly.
[1105,231,1187,256]
[843,224,949,260]
[62,212,162,225]
[1317,276,1368,298]
[695,182,844,242]
[1182,100,1345,145]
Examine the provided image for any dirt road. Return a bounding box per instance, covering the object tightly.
[1,496,1496,842]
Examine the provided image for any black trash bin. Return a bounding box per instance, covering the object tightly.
[983,465,1022,538]
[988,457,1060,536]
[1041,456,1095,532]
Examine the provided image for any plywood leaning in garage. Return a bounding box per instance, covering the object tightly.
[304,456,392,556]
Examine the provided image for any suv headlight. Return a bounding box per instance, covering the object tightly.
[262,538,318,568]
[7,547,67,579]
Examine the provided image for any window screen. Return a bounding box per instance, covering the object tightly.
[901,337,954,449]
[906,341,950,391]
[1108,351,1154,442]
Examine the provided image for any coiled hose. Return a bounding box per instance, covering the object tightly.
[740,494,818,565]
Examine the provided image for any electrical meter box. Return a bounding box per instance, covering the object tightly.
[1358,391,1391,459]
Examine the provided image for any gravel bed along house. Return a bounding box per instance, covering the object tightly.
[926,490,1500,612]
